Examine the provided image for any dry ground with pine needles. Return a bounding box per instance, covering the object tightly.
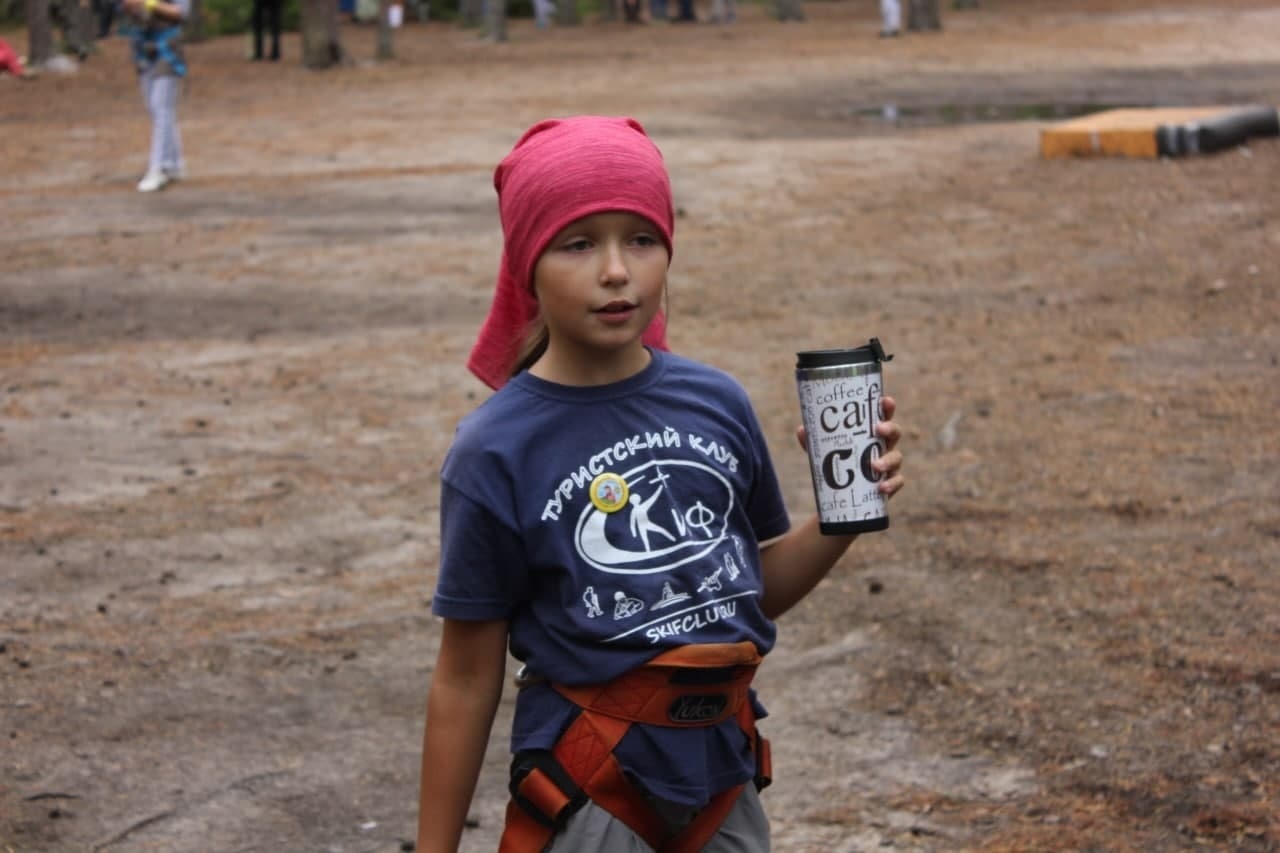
[3,0,1279,850]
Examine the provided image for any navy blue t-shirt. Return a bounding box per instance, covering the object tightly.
[433,349,791,805]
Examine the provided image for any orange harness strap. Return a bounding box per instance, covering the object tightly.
[499,642,770,853]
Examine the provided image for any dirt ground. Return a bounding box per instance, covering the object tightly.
[2,0,1279,850]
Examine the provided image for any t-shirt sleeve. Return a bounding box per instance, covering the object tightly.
[432,481,528,620]
[741,393,792,543]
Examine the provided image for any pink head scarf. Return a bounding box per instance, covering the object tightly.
[466,115,674,390]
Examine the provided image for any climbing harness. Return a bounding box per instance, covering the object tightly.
[499,641,771,853]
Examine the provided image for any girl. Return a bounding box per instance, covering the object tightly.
[418,115,904,853]
[120,0,189,191]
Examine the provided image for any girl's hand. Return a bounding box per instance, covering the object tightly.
[794,394,905,499]
[873,395,905,498]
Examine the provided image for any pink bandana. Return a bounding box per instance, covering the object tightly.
[466,115,674,389]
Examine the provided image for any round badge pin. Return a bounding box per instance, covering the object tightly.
[589,473,630,513]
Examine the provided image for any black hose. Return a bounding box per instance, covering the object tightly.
[1155,105,1279,157]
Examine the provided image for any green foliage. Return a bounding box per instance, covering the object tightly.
[1,0,25,25]
[200,0,299,36]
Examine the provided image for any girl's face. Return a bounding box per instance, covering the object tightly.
[530,211,669,386]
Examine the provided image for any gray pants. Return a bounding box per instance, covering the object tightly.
[546,783,769,852]
[140,70,183,175]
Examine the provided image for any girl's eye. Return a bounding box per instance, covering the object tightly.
[631,233,659,248]
[562,238,592,252]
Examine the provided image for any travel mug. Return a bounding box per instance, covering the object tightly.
[795,338,893,535]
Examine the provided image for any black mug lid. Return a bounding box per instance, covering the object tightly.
[796,338,893,369]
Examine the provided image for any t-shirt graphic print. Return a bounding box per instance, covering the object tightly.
[434,350,791,687]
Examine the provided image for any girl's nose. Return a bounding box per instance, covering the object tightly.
[601,241,630,285]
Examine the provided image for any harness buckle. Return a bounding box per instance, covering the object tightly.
[513,663,545,689]
[508,750,587,830]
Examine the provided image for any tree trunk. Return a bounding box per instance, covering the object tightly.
[458,0,482,27]
[555,0,577,27]
[907,0,941,31]
[71,0,94,52]
[774,0,803,22]
[186,0,206,42]
[26,0,53,66]
[483,0,505,42]
[301,0,345,68]
[376,0,393,59]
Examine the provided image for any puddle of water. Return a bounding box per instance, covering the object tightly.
[819,102,1145,128]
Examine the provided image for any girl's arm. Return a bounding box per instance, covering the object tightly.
[758,396,904,620]
[417,617,509,853]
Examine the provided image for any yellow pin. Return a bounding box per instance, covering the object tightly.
[589,473,630,513]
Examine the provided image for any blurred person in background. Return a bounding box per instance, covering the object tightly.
[0,35,33,77]
[94,0,118,39]
[121,0,189,191]
[252,0,282,60]
[49,0,93,59]
[879,0,900,36]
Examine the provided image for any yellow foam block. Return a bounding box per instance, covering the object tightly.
[1040,107,1235,159]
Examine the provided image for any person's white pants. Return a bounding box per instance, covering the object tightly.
[140,71,184,176]
[880,0,900,32]
[532,0,555,27]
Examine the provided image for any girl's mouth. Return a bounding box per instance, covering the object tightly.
[597,300,635,312]
[594,300,637,325]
